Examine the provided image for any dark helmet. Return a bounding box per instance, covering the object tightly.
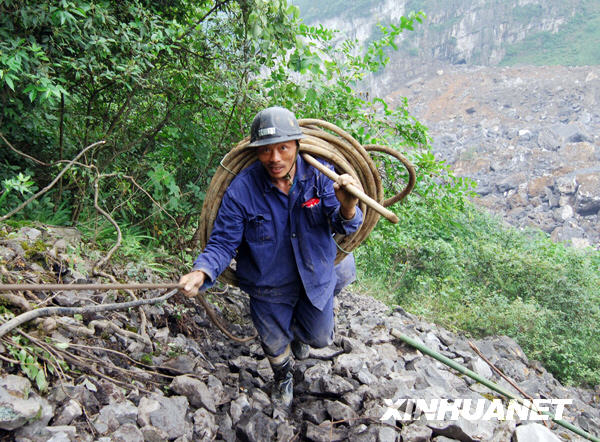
[248,106,305,147]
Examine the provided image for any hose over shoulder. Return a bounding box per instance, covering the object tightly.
[198,119,416,287]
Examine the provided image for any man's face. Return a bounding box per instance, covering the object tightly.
[256,140,297,179]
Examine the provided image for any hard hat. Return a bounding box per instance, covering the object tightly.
[248,106,305,147]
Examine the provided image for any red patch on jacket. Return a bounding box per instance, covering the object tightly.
[302,197,320,208]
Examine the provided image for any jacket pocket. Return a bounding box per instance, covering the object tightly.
[246,213,274,243]
[302,187,326,227]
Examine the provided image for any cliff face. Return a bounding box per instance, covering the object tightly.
[296,0,581,92]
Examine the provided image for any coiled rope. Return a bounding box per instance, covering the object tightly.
[198,119,416,286]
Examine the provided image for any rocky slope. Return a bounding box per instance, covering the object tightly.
[2,225,599,441]
[388,64,600,249]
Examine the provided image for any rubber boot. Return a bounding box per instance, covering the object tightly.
[270,356,293,410]
[291,339,310,360]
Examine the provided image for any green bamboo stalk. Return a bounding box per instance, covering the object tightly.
[390,328,600,442]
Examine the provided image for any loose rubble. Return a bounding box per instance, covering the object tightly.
[1,225,599,441]
[393,64,600,249]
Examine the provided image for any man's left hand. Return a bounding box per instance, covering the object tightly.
[333,174,359,219]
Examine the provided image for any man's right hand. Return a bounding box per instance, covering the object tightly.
[178,270,206,297]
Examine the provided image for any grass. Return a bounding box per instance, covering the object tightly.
[356,197,600,387]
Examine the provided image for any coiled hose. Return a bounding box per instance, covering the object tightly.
[198,119,416,286]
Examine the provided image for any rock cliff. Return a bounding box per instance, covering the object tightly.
[295,0,581,92]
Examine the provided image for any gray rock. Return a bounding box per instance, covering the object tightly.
[97,380,126,405]
[348,424,378,441]
[230,394,250,425]
[401,423,433,441]
[556,176,578,195]
[256,357,273,382]
[357,368,377,385]
[154,327,170,344]
[53,399,82,426]
[19,227,43,241]
[0,376,53,431]
[537,130,561,151]
[342,386,367,411]
[514,423,562,441]
[334,353,366,375]
[44,226,82,245]
[0,374,31,397]
[370,359,395,378]
[305,422,347,441]
[207,374,228,405]
[427,417,495,441]
[250,388,272,414]
[44,425,78,442]
[377,426,398,441]
[164,355,196,373]
[170,375,216,412]
[193,407,218,440]
[415,365,454,391]
[141,425,170,442]
[276,421,295,442]
[0,245,16,261]
[112,423,144,442]
[489,420,516,442]
[374,343,399,360]
[230,355,258,373]
[71,384,100,413]
[321,374,355,396]
[325,400,358,422]
[236,409,277,442]
[0,240,25,258]
[301,400,328,425]
[575,173,600,215]
[467,357,493,380]
[137,394,188,439]
[93,400,137,435]
[576,411,600,435]
[304,362,332,383]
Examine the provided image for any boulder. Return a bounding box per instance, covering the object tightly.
[236,409,277,442]
[112,423,144,442]
[514,423,562,442]
[401,423,433,441]
[170,375,216,412]
[0,375,53,431]
[137,394,188,439]
[574,173,600,215]
[93,400,137,434]
[193,407,218,440]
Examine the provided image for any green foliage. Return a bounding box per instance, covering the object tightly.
[501,0,600,66]
[511,4,544,23]
[1,0,303,239]
[5,335,53,392]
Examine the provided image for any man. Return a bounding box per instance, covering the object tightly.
[179,106,363,409]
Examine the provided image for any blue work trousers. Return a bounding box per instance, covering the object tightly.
[249,289,335,358]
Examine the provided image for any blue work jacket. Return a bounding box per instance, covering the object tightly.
[192,154,363,311]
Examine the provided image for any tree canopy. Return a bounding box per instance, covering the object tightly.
[0,0,428,243]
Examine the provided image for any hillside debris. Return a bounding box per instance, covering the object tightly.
[0,225,599,441]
